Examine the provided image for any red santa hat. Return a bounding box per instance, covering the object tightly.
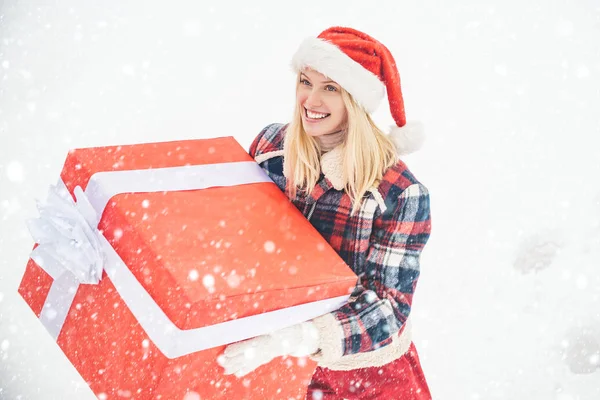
[291,26,425,155]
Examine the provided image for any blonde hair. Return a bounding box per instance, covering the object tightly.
[283,78,398,215]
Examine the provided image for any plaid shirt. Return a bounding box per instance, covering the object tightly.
[249,123,432,358]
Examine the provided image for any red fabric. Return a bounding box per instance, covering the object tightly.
[306,343,432,400]
[317,26,406,128]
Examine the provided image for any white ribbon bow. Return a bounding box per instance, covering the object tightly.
[27,184,105,284]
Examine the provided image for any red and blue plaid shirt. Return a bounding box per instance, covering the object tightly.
[249,123,432,357]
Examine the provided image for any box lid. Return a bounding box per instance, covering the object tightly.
[59,137,356,333]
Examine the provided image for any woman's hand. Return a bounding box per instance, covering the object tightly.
[217,321,320,377]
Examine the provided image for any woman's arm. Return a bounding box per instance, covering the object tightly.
[311,183,432,362]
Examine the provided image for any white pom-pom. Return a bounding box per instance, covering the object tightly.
[388,121,425,155]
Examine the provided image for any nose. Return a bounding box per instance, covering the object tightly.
[304,88,323,108]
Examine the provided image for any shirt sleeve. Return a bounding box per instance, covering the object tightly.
[248,123,284,159]
[311,183,432,361]
[248,127,266,158]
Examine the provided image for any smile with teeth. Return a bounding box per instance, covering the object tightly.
[305,107,330,120]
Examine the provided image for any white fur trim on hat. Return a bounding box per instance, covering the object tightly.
[389,121,425,155]
[291,37,386,113]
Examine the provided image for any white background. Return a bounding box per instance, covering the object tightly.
[1,0,599,399]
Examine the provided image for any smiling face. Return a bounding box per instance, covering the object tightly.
[296,68,347,138]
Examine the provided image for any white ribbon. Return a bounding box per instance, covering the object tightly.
[28,185,104,284]
[28,161,350,358]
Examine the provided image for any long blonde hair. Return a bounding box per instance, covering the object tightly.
[283,79,398,215]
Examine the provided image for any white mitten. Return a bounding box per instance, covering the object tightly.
[217,321,320,377]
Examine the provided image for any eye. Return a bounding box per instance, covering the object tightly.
[325,85,338,92]
[300,78,311,86]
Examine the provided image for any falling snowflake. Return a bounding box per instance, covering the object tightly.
[264,241,276,253]
[556,19,574,37]
[188,269,199,281]
[183,392,201,400]
[226,272,241,288]
[5,160,24,182]
[494,64,508,77]
[202,274,215,289]
[122,65,135,76]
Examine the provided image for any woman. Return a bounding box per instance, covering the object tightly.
[218,27,432,399]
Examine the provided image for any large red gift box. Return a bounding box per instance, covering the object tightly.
[18,136,357,399]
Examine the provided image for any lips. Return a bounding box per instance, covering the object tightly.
[304,107,331,121]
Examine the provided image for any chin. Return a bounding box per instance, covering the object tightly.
[302,124,333,138]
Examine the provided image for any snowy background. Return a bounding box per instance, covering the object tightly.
[1,0,600,399]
